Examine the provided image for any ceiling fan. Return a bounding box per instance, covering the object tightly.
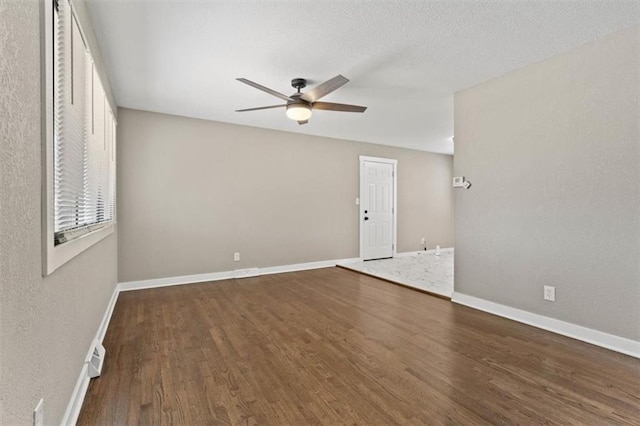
[235,75,367,125]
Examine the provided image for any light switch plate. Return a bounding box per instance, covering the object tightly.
[453,176,465,188]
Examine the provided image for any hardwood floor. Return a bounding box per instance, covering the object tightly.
[79,267,640,425]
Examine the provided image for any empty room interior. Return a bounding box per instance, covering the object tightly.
[2,1,640,424]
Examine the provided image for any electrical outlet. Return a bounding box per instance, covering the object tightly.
[543,285,556,302]
[234,252,240,262]
[33,399,43,426]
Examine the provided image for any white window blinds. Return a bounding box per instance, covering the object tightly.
[54,0,116,245]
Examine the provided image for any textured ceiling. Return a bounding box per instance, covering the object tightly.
[87,1,640,155]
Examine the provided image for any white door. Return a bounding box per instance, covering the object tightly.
[360,158,396,260]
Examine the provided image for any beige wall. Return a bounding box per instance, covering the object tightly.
[454,25,640,341]
[0,1,118,424]
[117,108,453,282]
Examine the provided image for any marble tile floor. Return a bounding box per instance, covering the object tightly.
[338,249,454,298]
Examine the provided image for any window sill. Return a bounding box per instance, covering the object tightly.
[43,223,114,275]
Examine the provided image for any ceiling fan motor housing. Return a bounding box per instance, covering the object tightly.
[291,78,307,91]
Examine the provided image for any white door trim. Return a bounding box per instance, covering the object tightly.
[359,156,398,260]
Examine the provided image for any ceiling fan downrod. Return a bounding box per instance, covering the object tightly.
[291,78,307,93]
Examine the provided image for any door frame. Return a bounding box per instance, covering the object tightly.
[359,156,398,260]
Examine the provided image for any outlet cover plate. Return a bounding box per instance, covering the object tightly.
[544,285,556,301]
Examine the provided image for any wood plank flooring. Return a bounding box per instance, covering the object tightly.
[78,267,640,425]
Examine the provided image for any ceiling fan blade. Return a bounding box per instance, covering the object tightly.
[235,104,287,112]
[236,78,294,102]
[300,75,349,103]
[312,102,367,113]
[298,120,308,125]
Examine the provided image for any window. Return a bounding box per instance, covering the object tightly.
[43,0,116,275]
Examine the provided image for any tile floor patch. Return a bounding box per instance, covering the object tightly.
[340,251,453,297]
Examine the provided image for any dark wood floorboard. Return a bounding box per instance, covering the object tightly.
[78,267,640,425]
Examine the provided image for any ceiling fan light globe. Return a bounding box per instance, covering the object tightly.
[286,103,312,121]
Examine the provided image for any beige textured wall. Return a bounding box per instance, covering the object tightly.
[117,108,453,282]
[454,25,640,341]
[0,1,117,424]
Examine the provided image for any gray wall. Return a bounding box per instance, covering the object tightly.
[0,1,118,424]
[117,108,453,282]
[454,25,639,341]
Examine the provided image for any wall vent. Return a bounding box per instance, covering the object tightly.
[86,340,106,379]
[233,268,260,279]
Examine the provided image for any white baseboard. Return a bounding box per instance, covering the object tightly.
[395,247,454,257]
[452,292,640,359]
[335,257,362,265]
[61,284,120,426]
[261,258,361,275]
[95,284,120,343]
[118,257,361,292]
[61,364,90,426]
[118,270,235,292]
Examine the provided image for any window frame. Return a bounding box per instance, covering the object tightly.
[41,0,115,276]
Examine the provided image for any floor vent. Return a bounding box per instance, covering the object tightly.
[234,268,260,279]
[86,340,106,379]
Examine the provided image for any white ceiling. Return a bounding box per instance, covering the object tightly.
[87,1,640,155]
